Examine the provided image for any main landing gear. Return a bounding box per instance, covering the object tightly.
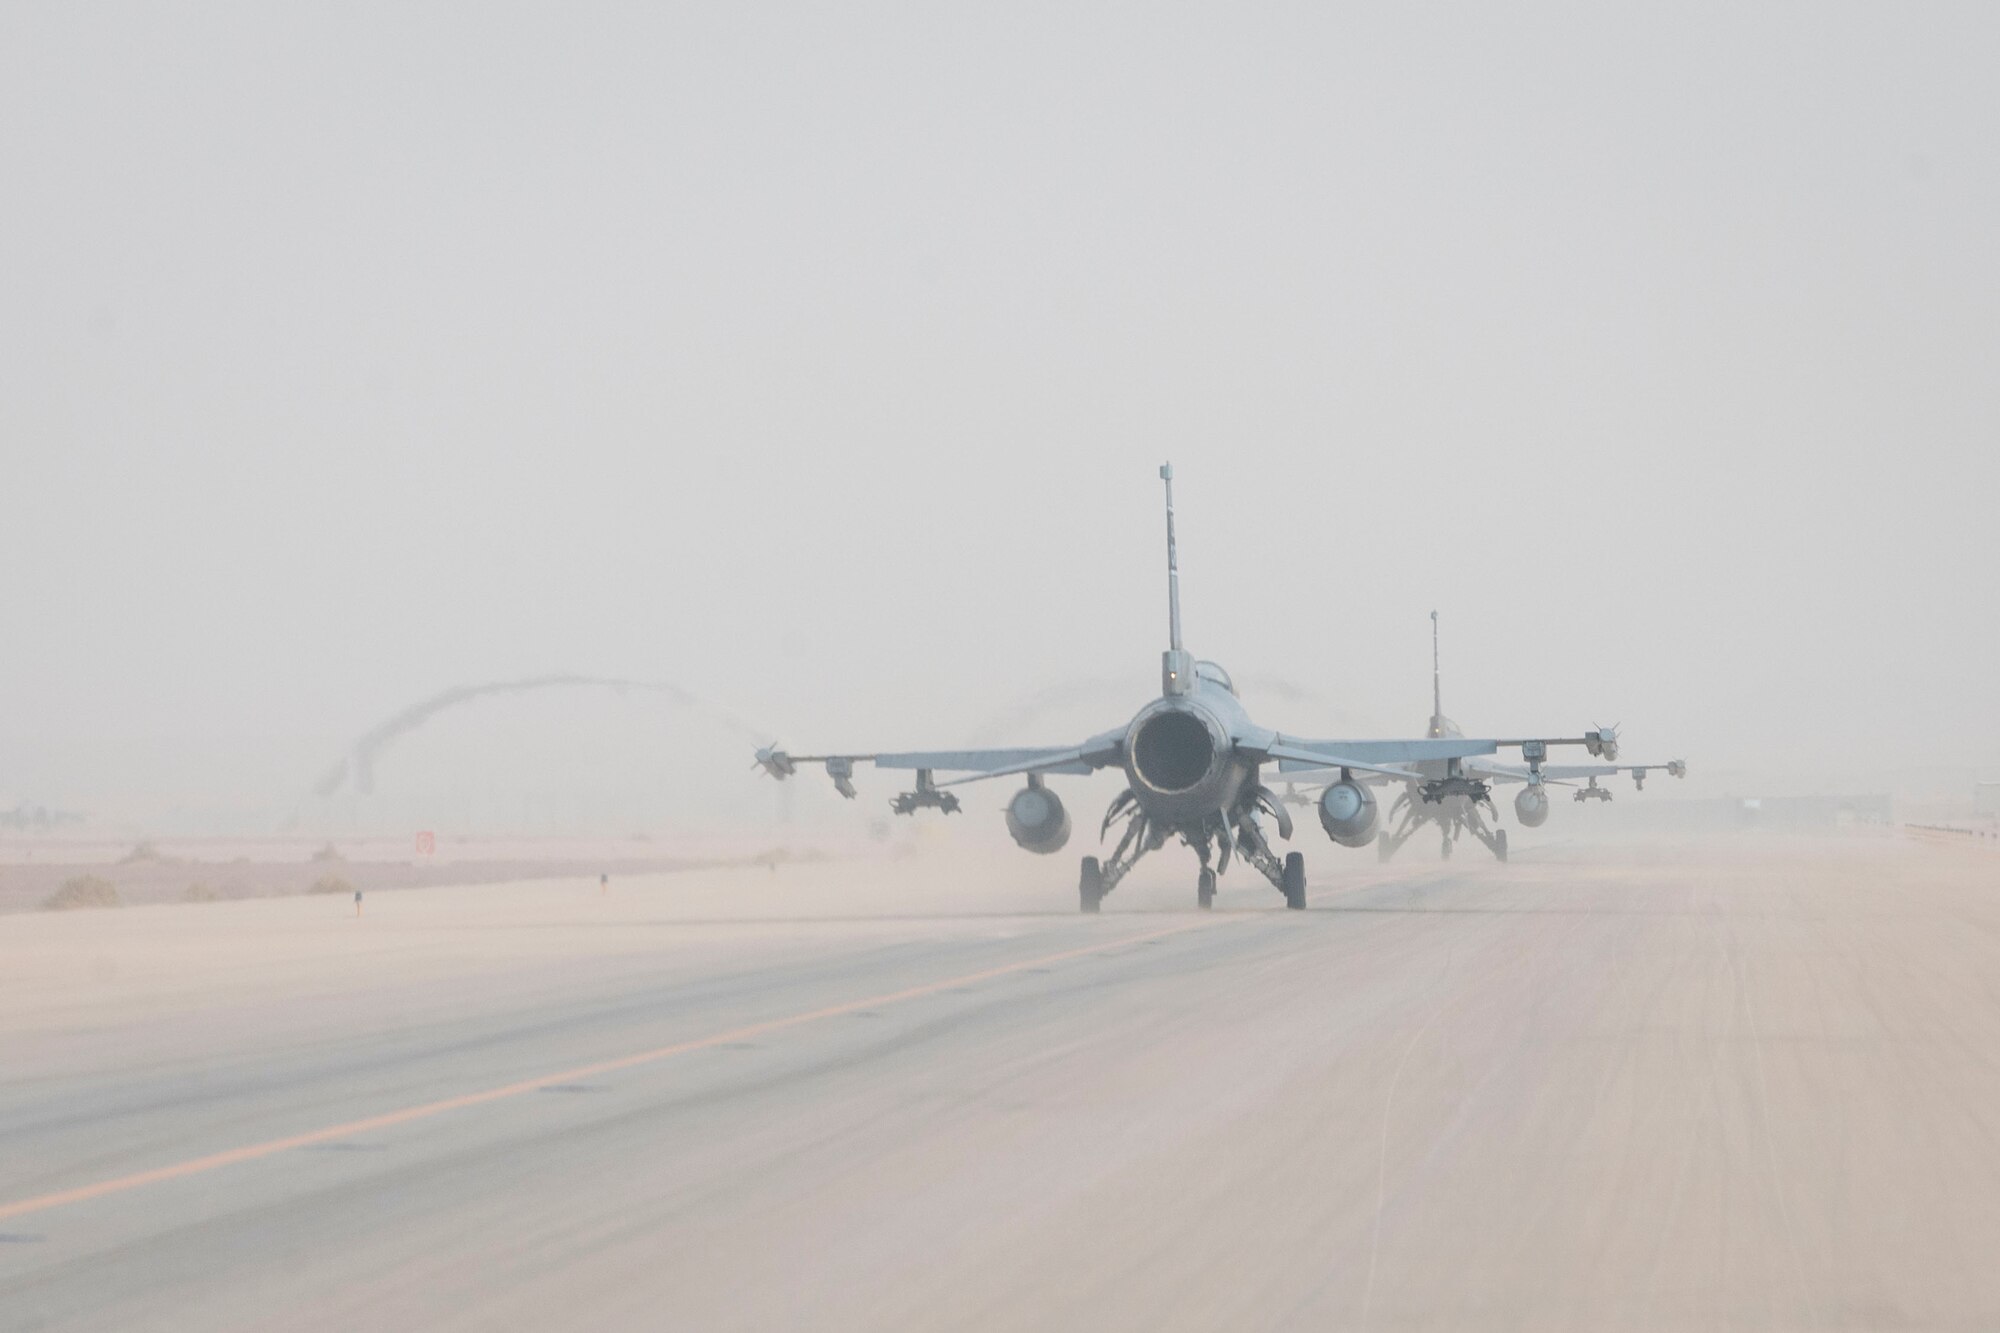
[1233,822,1306,911]
[1439,826,1507,861]
[1079,789,1308,913]
[1080,856,1104,913]
[1177,853,1300,911]
[1282,852,1306,910]
[1460,808,1509,862]
[1378,783,1514,865]
[1084,852,1297,911]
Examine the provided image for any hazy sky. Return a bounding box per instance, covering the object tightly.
[3,4,1996,827]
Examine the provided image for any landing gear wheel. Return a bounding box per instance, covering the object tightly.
[1282,852,1307,910]
[1441,836,1453,861]
[1197,868,1216,911]
[1377,835,1392,863]
[1080,856,1103,914]
[1493,829,1508,863]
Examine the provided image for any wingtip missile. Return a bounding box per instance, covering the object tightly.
[754,746,798,781]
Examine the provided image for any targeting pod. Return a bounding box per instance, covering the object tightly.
[1005,779,1072,854]
[1318,777,1379,848]
[1514,784,1551,828]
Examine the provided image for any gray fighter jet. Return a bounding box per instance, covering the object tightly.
[756,467,1615,911]
[1281,612,1683,863]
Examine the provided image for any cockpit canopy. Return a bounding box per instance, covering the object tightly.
[1194,660,1237,697]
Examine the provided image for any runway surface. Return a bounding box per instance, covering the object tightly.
[3,835,1999,1331]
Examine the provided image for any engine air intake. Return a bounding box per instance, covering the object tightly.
[1131,710,1215,794]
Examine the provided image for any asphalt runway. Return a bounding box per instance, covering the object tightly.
[3,836,1999,1331]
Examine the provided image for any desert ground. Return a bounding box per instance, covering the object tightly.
[2,831,1998,1331]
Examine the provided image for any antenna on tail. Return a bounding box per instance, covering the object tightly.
[1160,464,1193,695]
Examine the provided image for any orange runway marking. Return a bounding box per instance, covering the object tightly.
[0,917,1227,1223]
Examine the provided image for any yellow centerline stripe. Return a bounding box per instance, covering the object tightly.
[0,916,1228,1223]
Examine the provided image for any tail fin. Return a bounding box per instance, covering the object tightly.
[1161,463,1183,652]
[1431,610,1443,720]
[1160,464,1193,694]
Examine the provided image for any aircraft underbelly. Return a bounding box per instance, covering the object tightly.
[1131,756,1251,830]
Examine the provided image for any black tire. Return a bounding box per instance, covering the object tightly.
[1080,856,1103,914]
[1197,868,1215,910]
[1493,829,1508,863]
[1282,852,1306,910]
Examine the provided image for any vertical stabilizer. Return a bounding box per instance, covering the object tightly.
[1162,464,1183,651]
[1160,464,1193,695]
[1431,610,1442,720]
[1426,611,1462,738]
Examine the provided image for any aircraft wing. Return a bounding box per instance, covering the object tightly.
[1263,730,1626,782]
[1276,759,1581,789]
[1259,742,1472,785]
[1468,758,1686,785]
[1276,763,1426,787]
[1467,758,1591,783]
[1265,736,1498,771]
[875,747,1094,776]
[756,729,1124,798]
[934,748,1099,786]
[1272,729,1621,768]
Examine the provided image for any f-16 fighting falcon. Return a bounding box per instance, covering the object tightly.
[1282,612,1684,863]
[756,467,1617,911]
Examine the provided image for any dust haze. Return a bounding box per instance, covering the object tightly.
[2,4,1995,834]
[5,11,2000,1331]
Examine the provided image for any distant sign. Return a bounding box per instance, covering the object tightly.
[415,830,436,856]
